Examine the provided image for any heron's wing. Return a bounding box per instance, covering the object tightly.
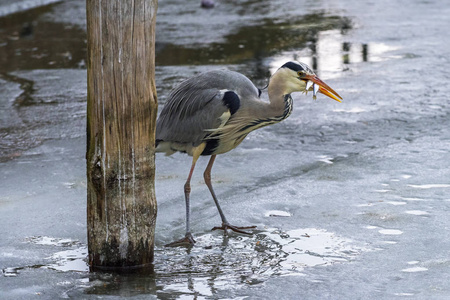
[156,82,227,146]
[156,70,260,147]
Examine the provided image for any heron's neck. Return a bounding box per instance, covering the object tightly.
[267,70,294,116]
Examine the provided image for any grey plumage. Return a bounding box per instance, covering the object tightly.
[156,69,261,156]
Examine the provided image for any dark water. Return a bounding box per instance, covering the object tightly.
[0,0,362,161]
[1,0,450,299]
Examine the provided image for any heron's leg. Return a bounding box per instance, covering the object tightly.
[203,155,227,223]
[183,159,196,237]
[166,159,197,247]
[166,144,205,247]
[203,155,256,235]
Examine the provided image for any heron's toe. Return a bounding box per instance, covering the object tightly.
[212,223,257,235]
[165,233,196,247]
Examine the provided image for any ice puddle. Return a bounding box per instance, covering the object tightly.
[3,226,367,296]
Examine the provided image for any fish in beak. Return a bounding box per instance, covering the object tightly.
[304,75,342,102]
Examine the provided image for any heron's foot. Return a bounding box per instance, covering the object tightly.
[212,223,257,235]
[165,232,196,247]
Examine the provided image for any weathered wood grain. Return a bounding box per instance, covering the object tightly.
[86,0,158,269]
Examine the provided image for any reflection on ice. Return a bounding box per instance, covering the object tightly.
[365,43,401,62]
[149,228,366,297]
[268,29,402,79]
[71,228,366,297]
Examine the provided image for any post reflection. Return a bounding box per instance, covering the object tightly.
[269,28,390,80]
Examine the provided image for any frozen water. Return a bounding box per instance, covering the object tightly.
[44,247,88,272]
[0,0,61,17]
[264,210,292,217]
[405,210,429,216]
[378,229,403,236]
[1,0,450,299]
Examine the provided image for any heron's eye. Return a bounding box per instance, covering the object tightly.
[297,71,305,77]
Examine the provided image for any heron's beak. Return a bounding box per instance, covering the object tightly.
[303,75,342,102]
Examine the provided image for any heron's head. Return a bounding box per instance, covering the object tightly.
[274,61,342,102]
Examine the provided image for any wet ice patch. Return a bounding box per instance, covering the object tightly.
[24,236,88,272]
[62,182,76,189]
[400,261,428,273]
[408,184,450,189]
[395,293,415,296]
[405,210,429,216]
[382,241,397,245]
[44,247,88,272]
[401,197,426,202]
[333,107,367,113]
[365,42,401,62]
[2,267,19,277]
[317,155,334,164]
[154,227,367,297]
[401,267,428,273]
[26,236,80,247]
[356,203,375,207]
[163,278,213,297]
[375,189,391,193]
[385,201,407,206]
[263,228,365,271]
[378,229,403,235]
[265,210,292,217]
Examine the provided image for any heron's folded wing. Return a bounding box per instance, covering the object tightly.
[156,81,230,146]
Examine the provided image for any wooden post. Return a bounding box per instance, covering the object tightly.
[86,0,158,269]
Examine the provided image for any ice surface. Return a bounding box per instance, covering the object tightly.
[45,247,88,272]
[1,0,450,299]
[0,0,61,17]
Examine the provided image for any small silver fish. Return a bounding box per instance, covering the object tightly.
[312,83,320,100]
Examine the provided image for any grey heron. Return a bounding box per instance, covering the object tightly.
[156,61,342,246]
